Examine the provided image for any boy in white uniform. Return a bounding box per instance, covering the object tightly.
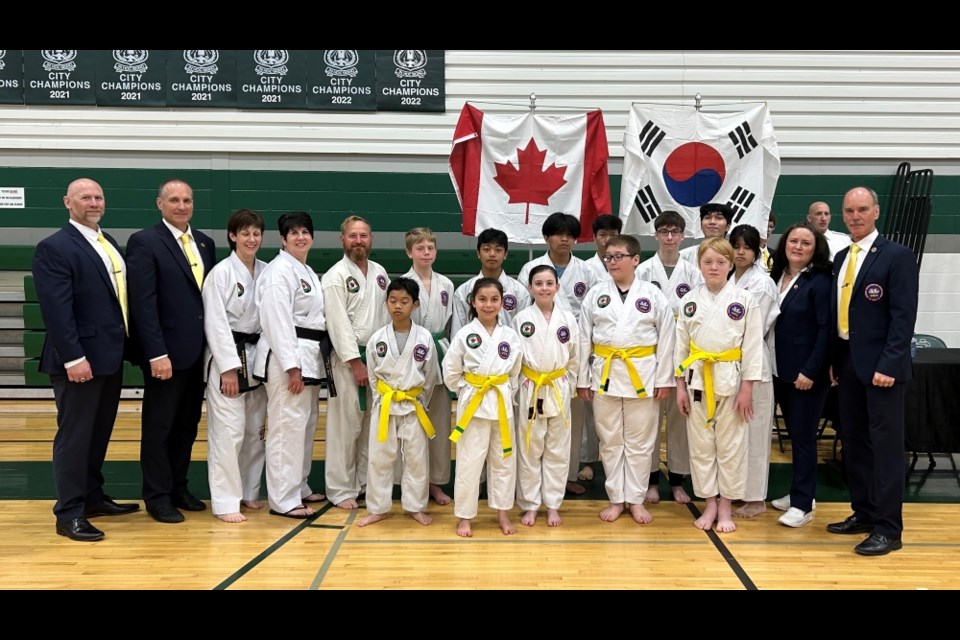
[584,214,622,282]
[680,203,732,265]
[578,235,675,524]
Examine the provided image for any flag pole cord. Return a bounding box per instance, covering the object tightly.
[466,99,601,112]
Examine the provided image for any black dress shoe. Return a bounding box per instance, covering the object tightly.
[56,517,104,542]
[826,515,875,535]
[855,533,903,556]
[148,504,185,524]
[173,492,207,512]
[86,497,140,517]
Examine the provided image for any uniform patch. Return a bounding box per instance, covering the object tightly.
[503,294,517,311]
[346,276,360,293]
[865,283,884,301]
[684,301,697,317]
[574,281,587,298]
[498,341,511,360]
[413,343,429,362]
[597,294,611,308]
[557,326,570,343]
[440,290,449,306]
[375,341,387,357]
[727,302,746,320]
[651,280,662,290]
[236,283,245,297]
[377,274,387,290]
[676,283,691,298]
[520,321,536,337]
[466,333,482,349]
[300,279,312,294]
[635,297,652,313]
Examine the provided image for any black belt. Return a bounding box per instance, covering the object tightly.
[294,326,337,397]
[232,330,260,345]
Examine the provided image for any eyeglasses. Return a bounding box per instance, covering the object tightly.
[656,228,683,238]
[602,253,636,264]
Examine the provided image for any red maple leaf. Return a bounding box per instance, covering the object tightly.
[493,138,568,224]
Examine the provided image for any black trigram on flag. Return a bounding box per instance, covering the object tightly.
[638,120,666,157]
[727,187,756,223]
[728,121,758,158]
[634,185,662,224]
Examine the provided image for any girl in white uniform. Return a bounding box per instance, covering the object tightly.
[513,265,580,527]
[253,212,328,519]
[202,209,268,523]
[675,238,763,533]
[443,278,522,537]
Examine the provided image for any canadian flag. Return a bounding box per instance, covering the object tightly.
[619,103,780,238]
[449,104,612,244]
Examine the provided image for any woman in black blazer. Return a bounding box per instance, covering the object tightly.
[769,222,832,527]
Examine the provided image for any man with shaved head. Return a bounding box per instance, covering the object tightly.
[807,201,850,260]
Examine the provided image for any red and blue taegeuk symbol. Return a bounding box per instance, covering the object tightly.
[662,142,726,207]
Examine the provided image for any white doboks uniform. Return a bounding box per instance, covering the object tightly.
[443,320,522,520]
[403,268,455,487]
[823,228,852,261]
[679,244,700,265]
[321,255,389,504]
[253,250,326,514]
[365,323,437,515]
[675,280,763,500]
[635,254,704,482]
[733,264,780,503]
[584,254,609,283]
[578,277,675,505]
[451,270,529,338]
[202,252,267,515]
[512,304,580,512]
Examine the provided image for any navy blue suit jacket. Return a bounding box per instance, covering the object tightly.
[126,222,216,369]
[831,235,918,385]
[32,224,127,376]
[775,269,833,385]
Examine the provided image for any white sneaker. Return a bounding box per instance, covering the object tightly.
[771,495,815,511]
[779,507,814,528]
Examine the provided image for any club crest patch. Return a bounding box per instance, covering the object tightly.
[684,301,697,317]
[236,283,245,297]
[498,341,511,360]
[597,294,611,308]
[375,341,387,357]
[520,321,536,337]
[503,294,517,311]
[440,290,449,306]
[466,333,482,349]
[557,326,570,343]
[377,274,387,290]
[413,343,429,362]
[635,297,652,313]
[865,283,884,301]
[676,283,691,298]
[300,279,312,294]
[574,281,587,298]
[346,276,360,293]
[727,302,746,320]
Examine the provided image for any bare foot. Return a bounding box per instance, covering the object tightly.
[216,512,246,523]
[671,485,692,504]
[241,499,262,510]
[566,481,586,496]
[716,497,737,533]
[410,511,432,526]
[429,484,452,505]
[694,497,718,531]
[335,498,359,510]
[732,501,766,518]
[629,503,654,524]
[520,510,538,527]
[357,513,387,527]
[546,508,562,527]
[498,510,517,535]
[600,503,625,522]
[302,492,326,503]
[457,518,473,537]
[578,464,594,481]
[646,484,661,504]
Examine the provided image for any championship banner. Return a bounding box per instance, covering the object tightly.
[0,50,23,104]
[449,103,612,244]
[619,103,780,238]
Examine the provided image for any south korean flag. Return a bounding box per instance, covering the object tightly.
[619,103,780,239]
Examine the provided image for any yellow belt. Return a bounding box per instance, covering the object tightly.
[375,379,436,442]
[593,344,657,398]
[676,340,742,427]
[449,371,513,457]
[520,364,569,452]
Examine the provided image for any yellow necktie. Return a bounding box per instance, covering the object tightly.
[97,232,128,334]
[839,244,861,334]
[180,234,203,290]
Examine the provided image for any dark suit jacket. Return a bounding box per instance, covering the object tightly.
[774,269,832,385]
[831,235,918,385]
[126,222,216,369]
[32,224,126,376]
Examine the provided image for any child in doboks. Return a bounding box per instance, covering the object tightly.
[443,278,522,537]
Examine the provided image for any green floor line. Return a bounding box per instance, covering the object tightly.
[309,510,357,590]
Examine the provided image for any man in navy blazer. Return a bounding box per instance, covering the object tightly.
[127,179,216,523]
[33,178,140,541]
[828,186,918,555]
